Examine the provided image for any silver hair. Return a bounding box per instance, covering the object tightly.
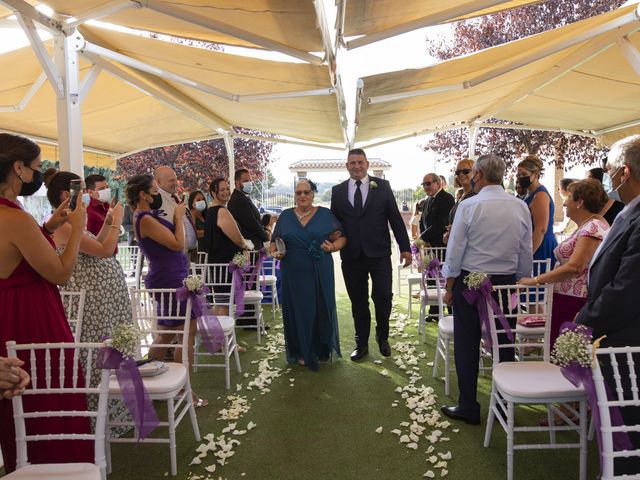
[474,154,505,184]
[425,172,441,185]
[607,135,640,181]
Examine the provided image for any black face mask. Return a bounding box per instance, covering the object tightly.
[517,175,532,189]
[19,169,44,196]
[148,193,163,210]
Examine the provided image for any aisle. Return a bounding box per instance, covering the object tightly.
[104,290,600,480]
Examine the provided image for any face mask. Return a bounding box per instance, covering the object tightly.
[82,192,91,206]
[19,169,44,196]
[148,193,163,210]
[97,187,111,203]
[602,173,612,193]
[517,175,532,189]
[242,181,253,194]
[194,200,206,212]
[611,166,629,200]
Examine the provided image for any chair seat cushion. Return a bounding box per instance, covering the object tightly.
[438,315,454,335]
[110,362,187,395]
[217,315,235,333]
[261,275,277,284]
[407,274,422,283]
[243,290,264,302]
[493,362,586,399]
[515,323,545,336]
[4,463,100,480]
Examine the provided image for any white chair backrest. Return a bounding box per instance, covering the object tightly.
[196,251,208,265]
[129,288,192,365]
[5,340,110,474]
[533,258,552,276]
[194,263,236,315]
[116,245,140,275]
[60,289,86,342]
[485,283,554,364]
[591,345,640,479]
[424,246,447,263]
[245,250,265,291]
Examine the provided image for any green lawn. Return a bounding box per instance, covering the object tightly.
[101,294,599,480]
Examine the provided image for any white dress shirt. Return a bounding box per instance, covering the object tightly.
[348,175,370,207]
[443,185,533,280]
[156,188,197,251]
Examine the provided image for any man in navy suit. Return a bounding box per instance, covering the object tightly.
[576,135,640,475]
[331,148,411,360]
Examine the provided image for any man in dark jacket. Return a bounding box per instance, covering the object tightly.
[227,168,270,250]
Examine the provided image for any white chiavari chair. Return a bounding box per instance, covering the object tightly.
[116,245,142,288]
[106,288,200,476]
[416,246,447,327]
[5,340,110,480]
[59,289,86,342]
[483,284,588,480]
[237,250,265,343]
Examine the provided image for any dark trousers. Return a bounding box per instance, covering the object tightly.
[342,255,393,347]
[599,346,640,475]
[452,272,516,419]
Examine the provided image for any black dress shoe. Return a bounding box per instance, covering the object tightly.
[378,340,391,357]
[440,405,480,425]
[350,346,369,361]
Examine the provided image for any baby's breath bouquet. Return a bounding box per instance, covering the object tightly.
[182,274,203,293]
[551,324,592,368]
[422,250,435,269]
[111,323,142,359]
[413,238,426,248]
[463,271,488,290]
[231,252,248,268]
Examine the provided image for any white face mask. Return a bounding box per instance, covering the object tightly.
[194,200,206,211]
[242,181,253,194]
[97,187,111,203]
[82,192,91,206]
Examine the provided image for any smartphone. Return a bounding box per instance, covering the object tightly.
[112,188,120,206]
[69,179,82,210]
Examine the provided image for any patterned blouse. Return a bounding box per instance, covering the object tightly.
[553,218,609,298]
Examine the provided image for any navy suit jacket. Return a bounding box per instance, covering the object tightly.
[419,189,455,247]
[330,176,410,261]
[575,200,640,345]
[227,189,269,249]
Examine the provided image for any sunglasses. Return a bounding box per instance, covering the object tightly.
[421,181,433,187]
[295,190,312,196]
[455,168,471,176]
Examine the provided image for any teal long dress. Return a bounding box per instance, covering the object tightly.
[273,207,343,371]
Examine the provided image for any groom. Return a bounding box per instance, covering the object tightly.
[331,148,412,360]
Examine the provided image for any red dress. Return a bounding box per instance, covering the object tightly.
[0,198,92,473]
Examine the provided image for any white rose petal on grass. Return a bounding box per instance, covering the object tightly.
[439,452,452,460]
[426,361,434,367]
[441,469,448,477]
[391,429,402,436]
[399,435,411,443]
[452,429,460,433]
[426,446,435,454]
[189,457,202,465]
[428,455,438,464]
[374,360,383,365]
[375,426,383,434]
[205,465,216,473]
[247,421,256,431]
[424,471,435,478]
[407,442,418,450]
[380,369,389,377]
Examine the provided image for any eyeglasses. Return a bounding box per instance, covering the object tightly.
[295,190,312,196]
[455,168,471,176]
[421,181,437,187]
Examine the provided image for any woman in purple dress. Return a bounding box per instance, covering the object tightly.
[126,174,207,407]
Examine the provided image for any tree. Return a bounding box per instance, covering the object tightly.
[424,0,625,169]
[116,127,275,194]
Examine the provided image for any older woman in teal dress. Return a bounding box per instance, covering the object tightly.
[270,179,346,371]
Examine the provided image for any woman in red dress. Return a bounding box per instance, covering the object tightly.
[0,133,92,473]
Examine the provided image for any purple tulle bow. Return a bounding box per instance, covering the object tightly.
[248,248,267,290]
[97,346,159,440]
[421,258,444,306]
[175,285,209,318]
[556,322,633,471]
[198,314,226,354]
[462,277,514,352]
[229,262,250,317]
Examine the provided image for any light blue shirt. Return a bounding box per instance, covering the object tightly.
[347,174,370,207]
[442,185,533,280]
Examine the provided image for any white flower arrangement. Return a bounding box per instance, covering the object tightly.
[414,238,426,248]
[369,180,378,189]
[463,271,488,290]
[182,274,203,292]
[551,324,592,368]
[111,323,142,359]
[423,251,436,269]
[231,252,248,268]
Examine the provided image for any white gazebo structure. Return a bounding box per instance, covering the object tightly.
[289,157,391,182]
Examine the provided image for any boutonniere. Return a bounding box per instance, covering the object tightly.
[369,180,378,189]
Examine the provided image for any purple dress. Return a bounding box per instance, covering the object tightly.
[135,211,190,326]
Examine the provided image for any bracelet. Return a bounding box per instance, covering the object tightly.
[445,287,453,292]
[43,222,54,235]
[110,224,121,230]
[534,276,540,285]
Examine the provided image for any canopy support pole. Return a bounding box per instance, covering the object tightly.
[223,132,235,183]
[618,36,640,78]
[54,30,85,174]
[468,124,479,159]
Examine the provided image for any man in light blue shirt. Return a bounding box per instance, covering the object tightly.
[441,154,533,425]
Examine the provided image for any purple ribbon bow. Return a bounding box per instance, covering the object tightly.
[462,277,514,352]
[197,315,226,354]
[421,257,445,306]
[248,248,267,290]
[176,285,209,318]
[556,322,632,471]
[229,262,250,317]
[97,346,159,440]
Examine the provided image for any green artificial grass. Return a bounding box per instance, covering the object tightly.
[100,294,600,480]
[0,286,598,479]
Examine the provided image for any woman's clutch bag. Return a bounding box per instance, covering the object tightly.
[275,237,287,255]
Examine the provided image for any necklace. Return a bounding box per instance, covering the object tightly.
[295,208,313,221]
[577,214,597,229]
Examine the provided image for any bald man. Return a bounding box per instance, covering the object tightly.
[153,166,197,252]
